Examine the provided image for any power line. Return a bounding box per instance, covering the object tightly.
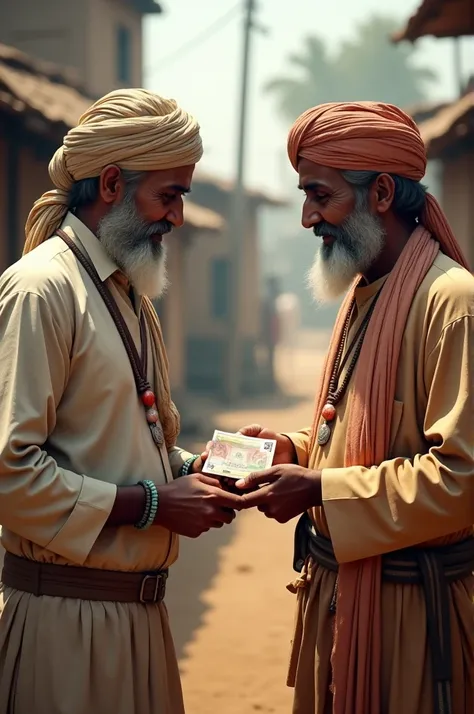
[145,4,242,75]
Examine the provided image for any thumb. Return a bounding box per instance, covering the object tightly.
[238,424,263,437]
[235,467,280,490]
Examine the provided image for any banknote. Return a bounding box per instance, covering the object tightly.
[202,430,276,480]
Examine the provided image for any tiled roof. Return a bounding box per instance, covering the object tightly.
[392,0,473,42]
[419,92,474,157]
[404,100,451,125]
[184,201,225,232]
[0,43,224,232]
[0,43,91,130]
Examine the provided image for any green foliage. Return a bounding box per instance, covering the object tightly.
[266,15,437,121]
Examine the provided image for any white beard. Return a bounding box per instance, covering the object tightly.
[118,241,169,299]
[97,191,170,299]
[307,202,385,304]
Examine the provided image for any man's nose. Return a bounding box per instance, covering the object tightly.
[302,208,321,230]
[167,202,184,229]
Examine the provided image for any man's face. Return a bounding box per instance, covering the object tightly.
[97,165,195,298]
[297,159,385,303]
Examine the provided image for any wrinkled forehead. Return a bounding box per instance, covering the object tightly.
[297,158,348,192]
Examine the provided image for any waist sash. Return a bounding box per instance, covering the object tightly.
[293,512,474,714]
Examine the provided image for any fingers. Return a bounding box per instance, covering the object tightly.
[218,478,243,495]
[238,424,263,437]
[214,489,245,509]
[196,474,224,488]
[239,486,271,509]
[217,508,236,525]
[235,466,280,490]
[209,508,236,529]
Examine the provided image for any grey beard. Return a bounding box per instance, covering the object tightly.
[97,190,170,299]
[307,198,385,304]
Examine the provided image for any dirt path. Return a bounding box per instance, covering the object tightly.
[167,331,329,714]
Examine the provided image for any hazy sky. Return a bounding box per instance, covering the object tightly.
[144,0,474,193]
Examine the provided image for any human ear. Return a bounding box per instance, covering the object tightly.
[372,173,395,215]
[99,165,125,205]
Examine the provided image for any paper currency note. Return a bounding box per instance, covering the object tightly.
[202,430,276,480]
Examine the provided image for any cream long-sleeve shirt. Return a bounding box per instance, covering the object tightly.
[0,213,193,572]
[285,252,474,563]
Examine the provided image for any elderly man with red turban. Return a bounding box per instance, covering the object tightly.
[237,102,474,714]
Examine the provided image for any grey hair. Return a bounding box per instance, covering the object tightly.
[341,170,427,222]
[68,169,144,210]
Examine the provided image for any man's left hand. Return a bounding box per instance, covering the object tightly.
[235,465,322,523]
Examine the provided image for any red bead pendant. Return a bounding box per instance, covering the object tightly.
[321,403,336,422]
[146,408,159,424]
[141,390,156,408]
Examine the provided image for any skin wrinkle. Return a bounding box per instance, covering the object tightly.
[301,165,386,303]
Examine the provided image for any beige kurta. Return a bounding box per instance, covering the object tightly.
[0,213,194,714]
[284,252,474,714]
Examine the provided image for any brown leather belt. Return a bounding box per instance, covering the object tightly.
[293,512,474,714]
[1,552,168,604]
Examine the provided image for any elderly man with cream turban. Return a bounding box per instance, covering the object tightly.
[236,102,474,714]
[0,89,242,714]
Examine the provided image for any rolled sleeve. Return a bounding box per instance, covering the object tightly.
[167,445,195,478]
[281,428,312,467]
[46,476,117,564]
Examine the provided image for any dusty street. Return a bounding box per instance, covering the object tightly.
[168,330,329,714]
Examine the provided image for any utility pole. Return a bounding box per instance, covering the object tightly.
[224,0,257,403]
[453,37,463,97]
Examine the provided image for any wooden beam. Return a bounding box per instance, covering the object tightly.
[5,120,20,267]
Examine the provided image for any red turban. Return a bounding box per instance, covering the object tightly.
[287,101,426,178]
[287,101,468,267]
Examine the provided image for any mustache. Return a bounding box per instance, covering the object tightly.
[312,222,343,239]
[141,219,173,238]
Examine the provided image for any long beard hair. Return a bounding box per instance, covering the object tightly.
[307,191,386,304]
[97,189,171,299]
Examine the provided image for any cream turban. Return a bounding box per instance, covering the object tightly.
[24,88,203,253]
[23,88,203,450]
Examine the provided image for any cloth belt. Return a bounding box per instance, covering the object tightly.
[1,552,168,604]
[293,512,474,714]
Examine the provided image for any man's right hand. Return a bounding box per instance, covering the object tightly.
[237,424,298,465]
[156,474,243,538]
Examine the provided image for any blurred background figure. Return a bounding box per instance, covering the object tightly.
[260,275,281,391]
[275,291,301,377]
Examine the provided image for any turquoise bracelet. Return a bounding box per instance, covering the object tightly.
[135,480,159,530]
[179,455,199,477]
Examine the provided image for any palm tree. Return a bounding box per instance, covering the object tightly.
[264,36,342,121]
[265,15,437,123]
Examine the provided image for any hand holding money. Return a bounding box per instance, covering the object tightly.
[203,430,277,482]
[236,464,323,522]
[237,424,298,465]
